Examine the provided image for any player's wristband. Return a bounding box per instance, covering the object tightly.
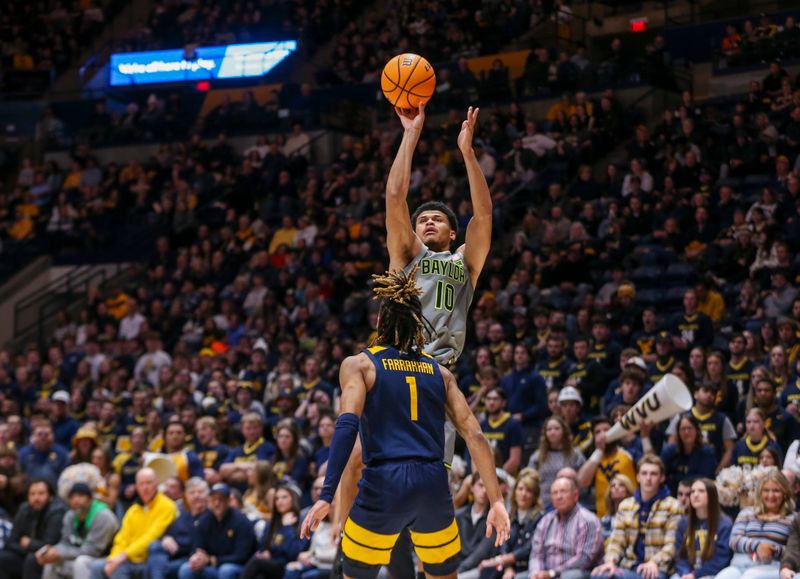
[319,413,360,503]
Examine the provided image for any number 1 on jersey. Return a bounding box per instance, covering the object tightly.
[405,376,418,421]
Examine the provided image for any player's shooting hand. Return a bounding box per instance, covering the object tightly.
[395,103,425,132]
[486,499,511,547]
[457,106,480,155]
[300,500,331,539]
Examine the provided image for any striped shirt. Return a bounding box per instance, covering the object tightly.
[729,507,793,559]
[529,504,604,573]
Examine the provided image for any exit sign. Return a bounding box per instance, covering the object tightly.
[630,17,648,32]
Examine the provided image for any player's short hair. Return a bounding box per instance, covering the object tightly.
[412,201,458,235]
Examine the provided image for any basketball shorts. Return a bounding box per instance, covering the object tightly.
[342,459,461,579]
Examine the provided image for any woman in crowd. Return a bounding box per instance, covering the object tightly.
[689,347,707,386]
[716,470,795,579]
[241,484,309,578]
[272,419,310,488]
[528,416,585,501]
[310,412,334,477]
[69,427,99,465]
[243,460,276,520]
[760,320,779,359]
[760,447,782,468]
[660,414,717,494]
[741,366,773,426]
[284,498,337,579]
[91,446,120,510]
[600,474,634,540]
[767,345,790,392]
[671,362,695,392]
[463,470,544,579]
[744,331,764,363]
[672,478,733,579]
[707,351,736,416]
[732,408,782,469]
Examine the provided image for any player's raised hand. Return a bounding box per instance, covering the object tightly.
[395,102,425,132]
[457,106,480,155]
[300,499,331,539]
[486,499,511,547]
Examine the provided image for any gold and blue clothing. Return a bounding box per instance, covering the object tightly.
[731,435,783,470]
[342,346,460,579]
[359,346,445,464]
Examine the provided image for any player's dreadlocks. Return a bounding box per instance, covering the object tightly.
[371,265,431,355]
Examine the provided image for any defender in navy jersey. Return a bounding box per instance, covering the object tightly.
[301,268,509,579]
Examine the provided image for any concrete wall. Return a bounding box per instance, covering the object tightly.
[708,63,800,99]
[1,262,132,348]
[0,258,52,346]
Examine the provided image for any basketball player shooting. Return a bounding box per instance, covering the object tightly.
[300,268,509,579]
[331,103,493,577]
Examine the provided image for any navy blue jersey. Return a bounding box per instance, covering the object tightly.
[361,346,446,464]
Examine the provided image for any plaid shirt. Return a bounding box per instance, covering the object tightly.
[529,504,604,573]
[604,494,682,574]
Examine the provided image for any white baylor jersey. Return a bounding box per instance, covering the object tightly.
[404,244,474,366]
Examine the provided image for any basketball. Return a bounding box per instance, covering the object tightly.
[381,53,436,109]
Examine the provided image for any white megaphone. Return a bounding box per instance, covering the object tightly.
[606,374,693,443]
[143,453,178,484]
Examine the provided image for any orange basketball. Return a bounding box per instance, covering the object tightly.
[381,53,436,109]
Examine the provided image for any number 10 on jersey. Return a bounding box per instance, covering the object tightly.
[434,280,455,311]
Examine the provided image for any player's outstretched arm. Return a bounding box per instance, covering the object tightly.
[386,103,425,271]
[442,365,510,547]
[457,106,492,287]
[301,355,368,539]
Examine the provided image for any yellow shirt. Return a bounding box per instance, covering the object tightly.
[595,447,637,518]
[697,290,725,322]
[105,292,130,320]
[110,492,177,563]
[269,227,297,253]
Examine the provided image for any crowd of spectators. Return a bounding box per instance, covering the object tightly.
[719,12,800,68]
[113,0,364,56]
[1,0,122,93]
[316,0,550,87]
[7,25,800,579]
[8,79,635,261]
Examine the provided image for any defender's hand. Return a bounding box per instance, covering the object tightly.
[486,499,511,547]
[301,500,331,539]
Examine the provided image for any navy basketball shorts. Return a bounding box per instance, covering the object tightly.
[342,459,461,579]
